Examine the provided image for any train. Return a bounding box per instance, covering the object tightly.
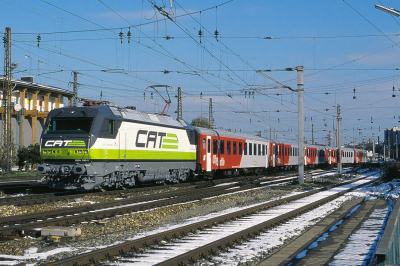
[36,104,368,190]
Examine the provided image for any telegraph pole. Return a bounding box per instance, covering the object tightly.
[373,133,375,161]
[297,65,304,185]
[332,116,335,146]
[209,98,214,128]
[73,72,79,107]
[2,27,12,172]
[311,124,314,144]
[337,104,342,175]
[176,87,182,120]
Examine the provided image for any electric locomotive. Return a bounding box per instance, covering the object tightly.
[37,105,197,190]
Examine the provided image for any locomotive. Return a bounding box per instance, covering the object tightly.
[36,105,367,190]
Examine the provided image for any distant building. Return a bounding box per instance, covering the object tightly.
[384,127,400,159]
[0,76,75,148]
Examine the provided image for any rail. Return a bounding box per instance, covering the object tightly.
[374,198,400,266]
[41,173,378,266]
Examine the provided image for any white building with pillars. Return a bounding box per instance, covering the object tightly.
[0,76,75,148]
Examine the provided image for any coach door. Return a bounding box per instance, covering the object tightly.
[272,143,276,167]
[206,136,211,171]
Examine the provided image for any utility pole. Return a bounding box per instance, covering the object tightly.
[2,27,12,173]
[176,87,182,120]
[373,133,375,161]
[73,72,79,107]
[384,144,386,161]
[297,65,304,185]
[337,104,342,175]
[332,116,335,146]
[209,98,214,128]
[311,124,314,144]
[328,130,331,146]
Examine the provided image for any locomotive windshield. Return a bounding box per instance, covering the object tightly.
[45,117,93,134]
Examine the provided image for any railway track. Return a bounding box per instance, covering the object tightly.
[0,168,344,239]
[40,170,380,266]
[0,168,337,207]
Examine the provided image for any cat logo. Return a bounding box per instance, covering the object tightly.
[44,140,85,147]
[136,130,178,149]
[45,140,72,147]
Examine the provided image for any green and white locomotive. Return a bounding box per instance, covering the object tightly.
[37,105,197,190]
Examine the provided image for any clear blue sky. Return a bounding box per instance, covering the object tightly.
[1,0,400,145]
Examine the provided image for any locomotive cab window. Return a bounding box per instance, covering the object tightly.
[249,143,252,155]
[45,117,93,134]
[258,144,261,156]
[254,143,257,156]
[227,141,231,155]
[109,120,115,135]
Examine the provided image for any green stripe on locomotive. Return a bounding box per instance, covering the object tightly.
[89,149,196,160]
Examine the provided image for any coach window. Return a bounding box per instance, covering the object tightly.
[249,143,253,155]
[244,142,247,155]
[203,138,206,149]
[220,140,225,154]
[254,143,257,156]
[213,139,218,154]
[258,144,261,156]
[262,145,265,156]
[227,141,231,155]
[239,142,242,155]
[233,141,237,155]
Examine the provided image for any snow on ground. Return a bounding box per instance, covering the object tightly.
[0,170,396,266]
[209,195,358,265]
[0,247,77,266]
[329,206,390,266]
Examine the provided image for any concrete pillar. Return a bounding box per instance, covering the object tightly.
[44,92,51,112]
[32,90,39,145]
[19,88,27,146]
[55,94,61,109]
